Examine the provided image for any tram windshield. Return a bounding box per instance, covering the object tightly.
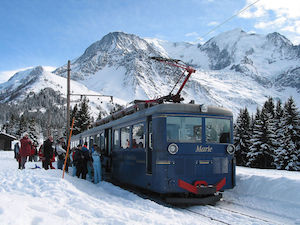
[205,118,231,144]
[166,116,231,144]
[167,117,202,142]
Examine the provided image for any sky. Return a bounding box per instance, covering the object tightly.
[0,0,300,83]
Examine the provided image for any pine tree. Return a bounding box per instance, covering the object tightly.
[259,97,276,168]
[247,108,264,168]
[234,107,251,166]
[273,100,285,169]
[75,97,91,134]
[70,104,80,135]
[17,115,28,138]
[28,118,39,144]
[280,97,300,171]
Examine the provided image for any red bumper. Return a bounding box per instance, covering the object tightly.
[178,178,226,195]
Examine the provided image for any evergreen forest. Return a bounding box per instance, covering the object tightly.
[234,96,300,171]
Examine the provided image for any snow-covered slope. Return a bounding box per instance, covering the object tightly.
[0,66,126,117]
[53,30,300,115]
[0,151,299,224]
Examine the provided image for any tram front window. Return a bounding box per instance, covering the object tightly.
[205,118,231,143]
[167,117,202,142]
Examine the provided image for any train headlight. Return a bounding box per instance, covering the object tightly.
[227,144,235,155]
[168,143,178,155]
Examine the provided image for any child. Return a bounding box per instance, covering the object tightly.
[92,144,102,184]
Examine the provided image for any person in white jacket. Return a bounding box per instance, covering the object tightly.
[56,138,66,170]
[92,144,102,184]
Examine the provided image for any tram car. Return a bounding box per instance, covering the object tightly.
[71,102,236,205]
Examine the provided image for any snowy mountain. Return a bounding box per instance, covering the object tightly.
[54,32,180,101]
[0,66,125,117]
[53,29,300,115]
[1,29,300,119]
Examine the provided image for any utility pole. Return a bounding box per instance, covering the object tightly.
[66,60,71,142]
[66,59,113,139]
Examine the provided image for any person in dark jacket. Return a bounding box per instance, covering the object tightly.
[19,133,32,169]
[74,144,90,179]
[43,136,54,170]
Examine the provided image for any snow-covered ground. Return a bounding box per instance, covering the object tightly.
[0,150,299,225]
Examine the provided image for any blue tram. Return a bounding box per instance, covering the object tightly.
[71,102,236,205]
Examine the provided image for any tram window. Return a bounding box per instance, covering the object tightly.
[89,137,94,148]
[205,118,231,143]
[96,134,100,146]
[113,129,120,149]
[132,123,144,148]
[100,132,105,150]
[167,117,202,142]
[121,126,130,149]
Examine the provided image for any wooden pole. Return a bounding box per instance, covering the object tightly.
[62,117,75,179]
[67,60,71,143]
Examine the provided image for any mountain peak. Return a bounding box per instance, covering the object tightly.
[0,66,45,102]
[266,32,292,46]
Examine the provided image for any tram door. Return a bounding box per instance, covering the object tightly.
[104,128,112,173]
[146,116,152,174]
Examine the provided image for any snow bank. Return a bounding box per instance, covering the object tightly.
[1,151,299,225]
[223,167,300,223]
[0,151,207,225]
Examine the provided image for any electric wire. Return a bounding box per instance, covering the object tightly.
[199,0,261,40]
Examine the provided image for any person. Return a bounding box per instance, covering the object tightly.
[29,142,35,162]
[71,147,77,176]
[56,138,66,170]
[19,133,32,169]
[38,144,45,168]
[43,136,54,170]
[61,139,70,172]
[14,142,21,169]
[74,144,90,179]
[132,139,138,148]
[14,142,19,159]
[83,142,93,181]
[92,144,102,184]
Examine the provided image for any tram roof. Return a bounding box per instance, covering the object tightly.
[72,103,232,139]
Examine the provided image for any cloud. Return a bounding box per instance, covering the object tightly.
[239,0,300,44]
[208,21,219,26]
[185,32,199,37]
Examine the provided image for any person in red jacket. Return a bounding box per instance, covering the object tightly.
[19,133,33,169]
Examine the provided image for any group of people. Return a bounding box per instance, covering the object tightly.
[71,142,102,184]
[14,132,103,184]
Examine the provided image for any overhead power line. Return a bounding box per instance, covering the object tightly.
[199,0,261,40]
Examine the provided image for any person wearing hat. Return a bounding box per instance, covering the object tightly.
[19,133,33,169]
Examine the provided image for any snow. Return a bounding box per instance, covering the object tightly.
[0,66,127,118]
[1,150,299,225]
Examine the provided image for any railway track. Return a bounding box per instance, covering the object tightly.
[181,200,281,225]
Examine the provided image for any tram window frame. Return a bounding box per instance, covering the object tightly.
[166,116,202,143]
[149,120,153,150]
[121,126,130,149]
[96,134,100,147]
[100,132,105,151]
[205,118,231,144]
[113,129,120,150]
[89,136,94,149]
[132,123,145,149]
